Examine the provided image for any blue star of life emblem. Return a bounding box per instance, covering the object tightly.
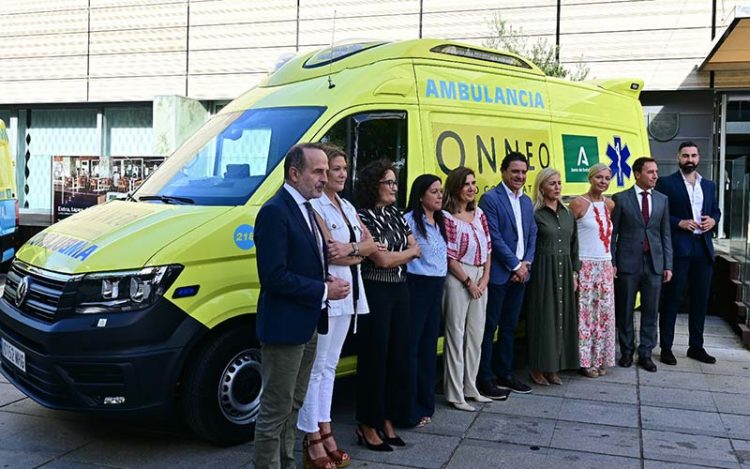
[607,137,631,187]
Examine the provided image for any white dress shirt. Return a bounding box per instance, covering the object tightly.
[635,185,652,218]
[502,182,525,264]
[284,183,327,306]
[681,172,704,234]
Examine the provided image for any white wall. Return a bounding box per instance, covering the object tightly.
[0,0,747,104]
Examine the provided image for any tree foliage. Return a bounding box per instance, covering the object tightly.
[484,13,589,81]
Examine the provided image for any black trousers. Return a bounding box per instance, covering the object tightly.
[356,280,411,429]
[660,237,713,350]
[406,274,445,426]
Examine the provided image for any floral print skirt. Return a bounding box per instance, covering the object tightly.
[578,259,616,368]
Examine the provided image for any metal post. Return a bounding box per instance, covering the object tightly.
[718,93,727,239]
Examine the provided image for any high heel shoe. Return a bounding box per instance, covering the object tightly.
[303,435,335,469]
[377,429,406,447]
[355,426,392,452]
[320,431,350,468]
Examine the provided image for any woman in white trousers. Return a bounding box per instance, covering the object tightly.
[298,145,381,469]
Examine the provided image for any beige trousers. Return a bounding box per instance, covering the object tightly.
[443,263,488,404]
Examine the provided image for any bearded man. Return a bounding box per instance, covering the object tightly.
[655,141,721,366]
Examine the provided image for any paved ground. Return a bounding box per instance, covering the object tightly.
[2,271,750,468]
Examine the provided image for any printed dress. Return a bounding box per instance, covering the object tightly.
[576,199,616,369]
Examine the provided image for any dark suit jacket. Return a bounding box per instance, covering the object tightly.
[611,187,673,275]
[478,183,537,285]
[255,187,328,345]
[655,171,721,259]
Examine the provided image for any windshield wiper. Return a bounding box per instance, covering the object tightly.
[125,192,138,202]
[138,195,195,205]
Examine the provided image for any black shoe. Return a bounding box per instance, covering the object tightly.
[377,430,405,447]
[687,347,717,364]
[477,380,511,400]
[618,354,633,368]
[496,376,532,394]
[355,426,393,452]
[660,348,677,366]
[638,357,657,372]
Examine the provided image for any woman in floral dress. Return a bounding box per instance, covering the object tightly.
[569,163,616,377]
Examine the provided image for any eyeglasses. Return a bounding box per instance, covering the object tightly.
[379,179,398,187]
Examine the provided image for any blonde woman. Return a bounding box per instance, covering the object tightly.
[525,168,580,386]
[569,163,616,377]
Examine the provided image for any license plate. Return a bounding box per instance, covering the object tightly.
[1,338,26,373]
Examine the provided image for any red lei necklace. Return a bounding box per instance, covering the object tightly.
[592,203,612,253]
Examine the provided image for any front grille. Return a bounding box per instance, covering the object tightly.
[62,364,126,385]
[2,261,78,323]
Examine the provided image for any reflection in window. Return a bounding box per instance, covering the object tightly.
[136,106,325,206]
[322,111,408,208]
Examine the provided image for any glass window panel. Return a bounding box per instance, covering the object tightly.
[105,107,153,157]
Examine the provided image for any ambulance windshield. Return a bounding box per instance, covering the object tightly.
[135,106,325,206]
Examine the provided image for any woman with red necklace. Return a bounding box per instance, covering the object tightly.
[570,163,616,378]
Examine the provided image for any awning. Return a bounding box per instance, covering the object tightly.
[701,5,750,71]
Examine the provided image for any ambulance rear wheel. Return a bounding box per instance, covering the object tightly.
[182,326,262,446]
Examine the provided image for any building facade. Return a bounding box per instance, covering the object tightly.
[1,0,749,229]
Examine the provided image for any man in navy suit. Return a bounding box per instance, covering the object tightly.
[656,141,721,366]
[253,143,350,469]
[477,152,537,397]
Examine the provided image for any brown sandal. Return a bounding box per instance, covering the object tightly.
[303,435,335,469]
[320,432,350,468]
[580,367,599,378]
[545,372,563,385]
[529,371,549,386]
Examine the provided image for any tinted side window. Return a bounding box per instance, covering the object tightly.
[321,111,407,208]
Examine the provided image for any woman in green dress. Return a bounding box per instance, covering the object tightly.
[526,168,580,386]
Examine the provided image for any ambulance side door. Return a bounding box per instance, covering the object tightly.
[318,107,423,209]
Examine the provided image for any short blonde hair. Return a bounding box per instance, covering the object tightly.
[588,163,612,180]
[532,167,563,211]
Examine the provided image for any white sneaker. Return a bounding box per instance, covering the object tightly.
[452,402,476,412]
[469,395,492,403]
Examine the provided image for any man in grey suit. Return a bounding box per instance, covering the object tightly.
[611,157,673,372]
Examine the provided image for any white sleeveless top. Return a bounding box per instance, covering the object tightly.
[577,199,612,261]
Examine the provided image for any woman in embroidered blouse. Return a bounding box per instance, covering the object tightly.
[442,167,493,412]
[298,145,381,468]
[403,174,448,427]
[354,159,420,451]
[569,163,616,378]
[525,167,580,386]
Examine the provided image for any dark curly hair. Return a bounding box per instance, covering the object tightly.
[354,159,396,209]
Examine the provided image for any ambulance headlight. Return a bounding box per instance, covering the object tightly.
[74,265,183,314]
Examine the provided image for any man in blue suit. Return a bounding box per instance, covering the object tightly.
[477,152,537,397]
[254,143,350,469]
[656,141,721,366]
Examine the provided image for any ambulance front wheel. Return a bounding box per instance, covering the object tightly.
[181,326,262,446]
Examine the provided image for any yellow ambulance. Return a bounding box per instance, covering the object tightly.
[0,119,18,269]
[0,39,645,445]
